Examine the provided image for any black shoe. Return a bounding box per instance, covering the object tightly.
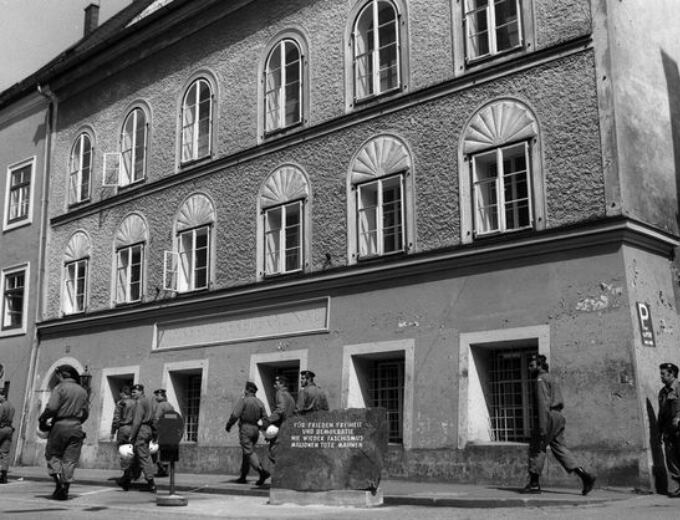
[668,489,680,498]
[234,477,248,484]
[51,474,64,499]
[519,482,541,494]
[574,467,596,496]
[0,470,7,484]
[143,479,157,493]
[53,483,69,501]
[116,477,130,491]
[255,470,270,486]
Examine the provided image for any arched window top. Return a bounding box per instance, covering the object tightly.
[350,135,411,184]
[463,99,538,154]
[259,165,310,209]
[64,231,90,261]
[176,193,216,231]
[115,213,148,248]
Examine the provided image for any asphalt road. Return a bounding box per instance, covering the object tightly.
[2,478,680,520]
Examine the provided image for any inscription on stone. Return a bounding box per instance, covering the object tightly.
[290,421,365,449]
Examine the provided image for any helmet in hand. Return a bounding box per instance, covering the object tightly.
[149,440,159,454]
[118,443,134,460]
[264,424,279,440]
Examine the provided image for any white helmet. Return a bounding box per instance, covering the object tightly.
[36,426,49,439]
[118,443,135,460]
[149,440,159,455]
[264,425,279,440]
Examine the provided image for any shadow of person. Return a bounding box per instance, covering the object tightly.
[647,397,668,494]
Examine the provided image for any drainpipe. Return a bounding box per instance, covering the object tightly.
[14,83,57,465]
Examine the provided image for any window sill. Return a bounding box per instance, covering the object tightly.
[263,121,304,140]
[179,155,212,170]
[117,178,146,192]
[68,199,92,210]
[461,45,529,75]
[0,327,27,338]
[3,218,32,232]
[351,86,404,110]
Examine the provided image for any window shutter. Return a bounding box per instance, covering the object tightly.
[163,250,179,292]
[102,153,121,187]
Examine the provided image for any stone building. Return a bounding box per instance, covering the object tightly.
[11,0,680,488]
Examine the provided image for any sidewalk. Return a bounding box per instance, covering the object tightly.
[11,465,637,508]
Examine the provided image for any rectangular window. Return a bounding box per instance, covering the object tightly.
[116,244,143,304]
[472,142,531,235]
[264,201,302,275]
[465,0,522,62]
[169,370,203,442]
[357,174,404,258]
[6,163,32,225]
[368,358,404,444]
[64,259,87,314]
[177,226,210,292]
[2,268,26,331]
[257,361,300,411]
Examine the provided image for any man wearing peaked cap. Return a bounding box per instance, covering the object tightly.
[152,389,176,477]
[658,362,680,497]
[296,370,329,416]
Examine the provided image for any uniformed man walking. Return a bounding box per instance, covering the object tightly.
[38,365,89,500]
[110,386,137,480]
[261,375,296,483]
[225,381,269,485]
[296,370,329,415]
[0,388,15,484]
[118,384,157,492]
[520,354,596,495]
[152,388,175,477]
[658,362,680,497]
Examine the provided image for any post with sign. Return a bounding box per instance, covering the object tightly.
[155,411,187,507]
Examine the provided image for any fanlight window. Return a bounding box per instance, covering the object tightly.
[265,39,302,133]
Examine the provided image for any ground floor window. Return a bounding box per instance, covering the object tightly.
[169,370,203,442]
[257,360,300,410]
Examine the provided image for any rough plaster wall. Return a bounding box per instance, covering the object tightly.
[534,0,592,50]
[45,52,605,318]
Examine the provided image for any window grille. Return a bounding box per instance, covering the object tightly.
[367,358,404,443]
[182,374,202,442]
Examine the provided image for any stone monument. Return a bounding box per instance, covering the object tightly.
[269,407,388,507]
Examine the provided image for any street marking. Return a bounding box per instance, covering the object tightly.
[76,487,117,496]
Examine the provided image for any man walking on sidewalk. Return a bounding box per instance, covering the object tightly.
[118,384,157,493]
[225,381,269,485]
[296,370,329,415]
[38,365,89,500]
[152,388,175,477]
[262,375,296,483]
[658,362,680,497]
[110,386,138,481]
[0,388,15,484]
[520,354,596,495]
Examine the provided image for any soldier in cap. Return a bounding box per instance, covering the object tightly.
[38,365,89,500]
[152,389,175,477]
[520,354,596,495]
[658,362,680,497]
[110,386,138,480]
[225,381,269,485]
[261,375,296,483]
[296,370,329,415]
[0,388,15,484]
[117,384,157,493]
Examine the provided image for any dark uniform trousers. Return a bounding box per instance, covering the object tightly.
[133,424,155,480]
[0,425,13,472]
[46,419,86,483]
[528,409,578,475]
[663,433,680,493]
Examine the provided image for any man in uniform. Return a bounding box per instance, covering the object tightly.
[152,388,175,477]
[261,375,296,483]
[118,384,157,492]
[225,381,269,485]
[110,386,137,480]
[0,388,15,484]
[658,362,680,497]
[38,365,89,500]
[296,370,329,415]
[520,354,596,495]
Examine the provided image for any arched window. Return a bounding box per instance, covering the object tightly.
[347,135,414,263]
[257,165,311,278]
[120,107,148,185]
[164,194,216,292]
[181,78,213,164]
[114,213,148,304]
[264,39,302,134]
[460,98,544,242]
[63,231,90,314]
[69,133,93,205]
[352,0,401,102]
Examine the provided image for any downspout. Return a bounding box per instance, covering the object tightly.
[14,83,57,464]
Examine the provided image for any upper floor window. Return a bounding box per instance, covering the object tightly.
[264,39,302,134]
[121,107,148,185]
[4,158,35,230]
[257,165,311,279]
[62,231,90,314]
[69,133,93,205]
[347,135,414,264]
[460,98,544,243]
[164,194,215,293]
[352,0,401,102]
[181,78,213,164]
[114,213,148,305]
[1,265,28,334]
[464,0,522,62]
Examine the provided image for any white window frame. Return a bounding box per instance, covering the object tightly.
[264,39,303,134]
[249,349,308,415]
[120,107,148,186]
[464,0,523,63]
[97,366,139,441]
[165,225,211,293]
[63,258,88,314]
[68,133,93,205]
[181,78,213,165]
[352,0,401,103]
[471,142,532,236]
[356,173,405,259]
[115,243,144,304]
[161,359,209,444]
[0,263,29,336]
[4,157,36,231]
[263,200,303,276]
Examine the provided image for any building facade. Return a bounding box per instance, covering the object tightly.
[11,0,680,487]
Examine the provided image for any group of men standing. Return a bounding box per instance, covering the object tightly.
[225,369,328,486]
